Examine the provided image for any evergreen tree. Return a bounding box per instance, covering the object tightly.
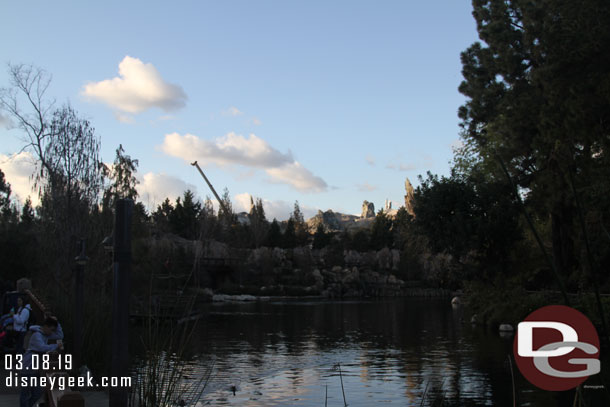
[312,223,331,249]
[370,210,393,250]
[248,196,268,248]
[20,197,35,227]
[152,198,174,233]
[290,201,308,246]
[265,219,282,247]
[458,0,610,280]
[169,190,201,239]
[282,218,297,249]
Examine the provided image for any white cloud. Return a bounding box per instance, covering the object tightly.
[137,172,197,208]
[233,192,318,221]
[161,132,292,168]
[222,106,243,117]
[252,117,262,126]
[0,152,39,205]
[265,162,327,192]
[357,182,378,192]
[160,132,328,192]
[82,56,187,114]
[365,155,376,166]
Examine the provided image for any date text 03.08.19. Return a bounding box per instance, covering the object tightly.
[4,353,73,371]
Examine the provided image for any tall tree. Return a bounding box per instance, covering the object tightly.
[102,144,139,211]
[290,201,308,246]
[1,65,104,285]
[370,209,394,250]
[265,219,282,248]
[0,169,12,222]
[458,0,610,280]
[248,196,268,248]
[170,190,201,239]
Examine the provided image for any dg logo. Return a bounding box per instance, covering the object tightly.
[514,305,601,391]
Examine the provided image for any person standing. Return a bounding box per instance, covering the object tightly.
[12,297,32,354]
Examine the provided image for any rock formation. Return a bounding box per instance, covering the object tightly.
[361,201,375,218]
[307,209,359,232]
[384,199,392,211]
[404,178,415,216]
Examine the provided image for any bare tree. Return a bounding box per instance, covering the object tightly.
[1,64,104,286]
[0,64,55,178]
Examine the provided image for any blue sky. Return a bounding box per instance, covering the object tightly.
[0,1,478,220]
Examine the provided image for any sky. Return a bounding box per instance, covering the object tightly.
[0,1,479,221]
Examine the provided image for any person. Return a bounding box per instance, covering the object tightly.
[12,297,32,353]
[19,316,64,407]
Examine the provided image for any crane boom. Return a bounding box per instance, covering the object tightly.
[190,161,230,215]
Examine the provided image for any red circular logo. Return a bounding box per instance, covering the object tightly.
[513,305,600,391]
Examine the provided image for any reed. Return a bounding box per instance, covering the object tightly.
[129,286,212,407]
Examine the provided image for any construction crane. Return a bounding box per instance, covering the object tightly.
[190,161,230,215]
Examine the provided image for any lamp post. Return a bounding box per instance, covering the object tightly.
[74,239,88,371]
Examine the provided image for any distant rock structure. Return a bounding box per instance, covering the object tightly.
[307,210,361,232]
[384,199,392,211]
[361,201,375,219]
[404,178,415,216]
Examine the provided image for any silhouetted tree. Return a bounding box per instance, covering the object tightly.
[248,196,268,248]
[312,224,331,249]
[370,210,393,250]
[265,219,282,248]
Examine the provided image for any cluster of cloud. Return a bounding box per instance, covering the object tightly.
[160,132,327,193]
[0,152,39,206]
[0,151,320,221]
[136,172,197,208]
[82,56,187,117]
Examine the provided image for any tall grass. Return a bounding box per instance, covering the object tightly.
[129,288,212,407]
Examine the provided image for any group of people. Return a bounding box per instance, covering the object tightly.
[1,295,65,407]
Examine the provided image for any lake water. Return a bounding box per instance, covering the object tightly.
[173,298,572,406]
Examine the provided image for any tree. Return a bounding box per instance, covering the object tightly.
[198,196,217,241]
[20,197,35,227]
[458,0,610,281]
[413,170,521,277]
[290,201,308,246]
[102,144,139,211]
[312,223,331,249]
[0,169,12,222]
[248,196,268,248]
[0,64,55,177]
[152,198,174,233]
[170,190,201,239]
[370,210,393,250]
[1,65,104,285]
[265,219,282,248]
[282,219,297,249]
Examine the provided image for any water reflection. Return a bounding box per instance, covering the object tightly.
[162,299,570,406]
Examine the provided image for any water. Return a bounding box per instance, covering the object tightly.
[162,298,572,406]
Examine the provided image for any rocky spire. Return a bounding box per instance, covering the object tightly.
[361,200,375,218]
[404,178,415,216]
